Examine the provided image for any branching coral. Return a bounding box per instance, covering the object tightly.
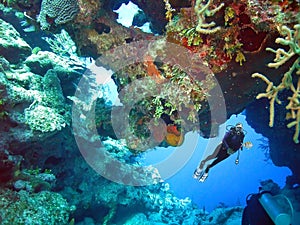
[266,25,300,69]
[252,24,300,143]
[194,0,224,34]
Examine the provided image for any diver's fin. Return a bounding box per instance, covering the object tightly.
[199,172,209,182]
[193,168,204,179]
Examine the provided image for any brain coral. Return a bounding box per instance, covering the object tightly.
[38,0,79,30]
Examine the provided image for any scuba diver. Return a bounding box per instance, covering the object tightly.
[193,122,247,182]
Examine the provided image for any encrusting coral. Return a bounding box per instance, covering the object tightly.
[252,24,300,143]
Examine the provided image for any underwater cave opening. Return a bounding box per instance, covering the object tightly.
[113,1,152,33]
[141,112,292,212]
[97,63,291,212]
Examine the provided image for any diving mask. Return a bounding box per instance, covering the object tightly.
[235,123,243,135]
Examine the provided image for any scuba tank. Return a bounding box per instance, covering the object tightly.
[258,193,293,225]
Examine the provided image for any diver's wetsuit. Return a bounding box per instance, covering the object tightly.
[204,127,245,173]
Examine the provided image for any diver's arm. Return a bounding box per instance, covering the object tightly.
[240,134,245,150]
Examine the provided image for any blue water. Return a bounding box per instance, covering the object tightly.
[142,113,291,211]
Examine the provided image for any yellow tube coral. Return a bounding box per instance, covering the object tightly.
[252,24,300,143]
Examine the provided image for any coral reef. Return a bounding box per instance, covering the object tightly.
[0,19,31,63]
[1,65,70,134]
[0,1,300,224]
[163,0,175,22]
[202,206,243,225]
[4,0,297,141]
[0,18,83,170]
[0,0,298,161]
[0,20,85,137]
[24,50,83,75]
[75,0,101,26]
[60,167,243,224]
[0,188,74,225]
[0,0,297,170]
[24,104,67,133]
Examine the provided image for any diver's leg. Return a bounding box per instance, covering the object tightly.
[205,150,230,173]
[199,143,223,169]
[195,143,223,181]
[194,143,223,180]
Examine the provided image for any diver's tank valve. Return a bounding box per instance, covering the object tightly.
[258,193,292,225]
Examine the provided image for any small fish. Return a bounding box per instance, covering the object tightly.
[243,141,253,149]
